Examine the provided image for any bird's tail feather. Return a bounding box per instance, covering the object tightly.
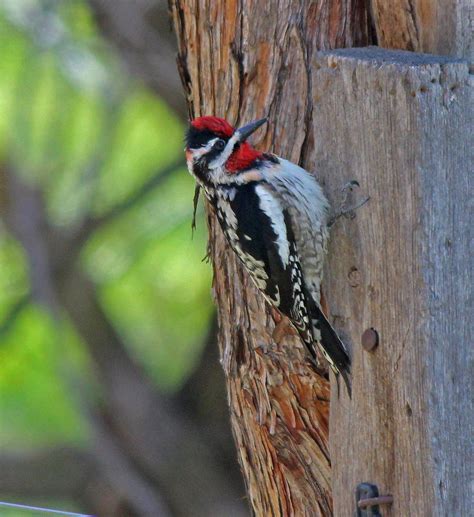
[303,295,352,396]
[339,369,352,398]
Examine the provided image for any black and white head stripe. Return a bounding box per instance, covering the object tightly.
[186,117,268,170]
[208,132,241,170]
[185,125,229,149]
[185,125,238,170]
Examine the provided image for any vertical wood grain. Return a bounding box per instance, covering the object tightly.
[310,47,472,516]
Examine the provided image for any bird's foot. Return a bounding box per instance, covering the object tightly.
[328,180,370,227]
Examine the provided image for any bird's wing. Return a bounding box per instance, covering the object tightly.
[215,181,309,332]
[262,158,330,304]
[216,181,351,384]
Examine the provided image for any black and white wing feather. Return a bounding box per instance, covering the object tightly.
[213,181,351,389]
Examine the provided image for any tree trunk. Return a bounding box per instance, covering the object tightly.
[369,0,473,58]
[170,1,373,514]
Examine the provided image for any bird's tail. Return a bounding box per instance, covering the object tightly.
[302,295,352,396]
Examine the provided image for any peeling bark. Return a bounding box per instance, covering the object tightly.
[169,1,373,514]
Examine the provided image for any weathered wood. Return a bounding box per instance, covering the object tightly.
[370,0,473,59]
[310,47,473,516]
[170,1,374,514]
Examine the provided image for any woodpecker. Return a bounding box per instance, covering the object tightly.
[185,116,351,393]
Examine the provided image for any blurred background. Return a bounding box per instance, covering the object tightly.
[0,1,246,515]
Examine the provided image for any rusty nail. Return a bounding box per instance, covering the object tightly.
[361,328,379,352]
[358,495,394,509]
[356,483,392,516]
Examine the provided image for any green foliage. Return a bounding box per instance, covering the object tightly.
[0,236,28,322]
[86,172,212,390]
[0,1,213,449]
[0,306,89,447]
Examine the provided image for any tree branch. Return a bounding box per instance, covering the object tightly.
[0,447,99,509]
[58,267,246,517]
[3,165,60,313]
[88,0,187,119]
[71,158,184,254]
[90,412,173,517]
[0,446,157,516]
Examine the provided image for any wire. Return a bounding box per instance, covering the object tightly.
[0,501,93,517]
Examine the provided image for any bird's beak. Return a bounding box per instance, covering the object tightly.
[235,117,268,142]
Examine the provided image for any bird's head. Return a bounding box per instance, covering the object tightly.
[185,116,267,185]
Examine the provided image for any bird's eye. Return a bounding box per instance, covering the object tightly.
[214,139,226,151]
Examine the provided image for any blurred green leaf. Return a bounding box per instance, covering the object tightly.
[0,233,28,321]
[0,0,214,450]
[0,305,89,447]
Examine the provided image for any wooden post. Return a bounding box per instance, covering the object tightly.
[311,47,473,515]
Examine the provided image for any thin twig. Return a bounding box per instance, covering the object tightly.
[0,293,30,338]
[71,158,184,252]
[93,159,184,228]
[191,184,201,237]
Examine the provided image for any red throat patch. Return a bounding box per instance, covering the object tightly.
[226,142,263,173]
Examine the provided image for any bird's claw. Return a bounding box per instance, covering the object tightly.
[328,180,370,227]
[342,179,360,192]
